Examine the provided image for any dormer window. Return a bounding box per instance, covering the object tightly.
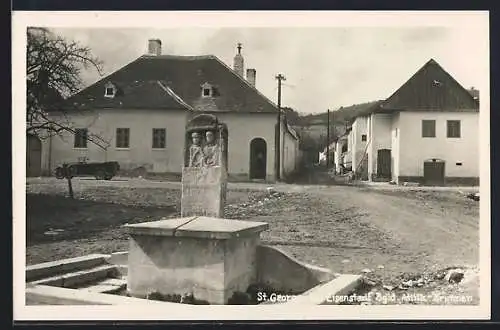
[201,82,213,98]
[104,82,116,98]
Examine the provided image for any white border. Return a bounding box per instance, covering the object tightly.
[13,11,490,321]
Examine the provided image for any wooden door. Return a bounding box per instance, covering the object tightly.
[250,138,267,180]
[424,159,445,186]
[377,149,391,179]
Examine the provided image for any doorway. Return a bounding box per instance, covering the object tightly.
[250,138,267,180]
[377,149,391,179]
[424,159,445,186]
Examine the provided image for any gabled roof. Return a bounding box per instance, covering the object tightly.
[380,59,479,112]
[342,59,479,124]
[57,55,279,114]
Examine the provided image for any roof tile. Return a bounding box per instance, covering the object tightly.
[58,55,278,114]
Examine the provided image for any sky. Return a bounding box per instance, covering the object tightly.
[47,14,488,115]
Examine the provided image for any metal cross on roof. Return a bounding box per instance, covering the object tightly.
[237,43,242,54]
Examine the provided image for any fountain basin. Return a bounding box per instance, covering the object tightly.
[124,216,269,304]
[26,247,362,306]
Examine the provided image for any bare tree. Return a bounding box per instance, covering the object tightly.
[26,27,109,144]
[26,27,108,197]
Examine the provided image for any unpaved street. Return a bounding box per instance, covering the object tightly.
[24,177,480,301]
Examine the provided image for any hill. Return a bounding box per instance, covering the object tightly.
[299,100,384,126]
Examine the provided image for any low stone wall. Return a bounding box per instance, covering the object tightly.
[26,284,179,306]
[95,247,338,297]
[256,245,336,294]
[25,247,363,306]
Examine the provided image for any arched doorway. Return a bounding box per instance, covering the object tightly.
[250,138,267,180]
[27,134,42,177]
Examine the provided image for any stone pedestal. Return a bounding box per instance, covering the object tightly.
[125,216,268,304]
[181,166,227,218]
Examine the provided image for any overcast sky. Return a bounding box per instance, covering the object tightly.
[50,24,486,114]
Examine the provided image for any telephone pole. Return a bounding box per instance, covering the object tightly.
[275,73,286,181]
[331,110,334,171]
[326,109,330,168]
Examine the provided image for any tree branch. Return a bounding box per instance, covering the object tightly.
[27,27,107,150]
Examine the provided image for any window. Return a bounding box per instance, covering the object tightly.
[116,128,130,148]
[201,82,213,97]
[152,128,166,149]
[422,120,436,138]
[447,120,461,138]
[361,134,367,142]
[341,144,348,153]
[105,87,114,96]
[74,128,88,148]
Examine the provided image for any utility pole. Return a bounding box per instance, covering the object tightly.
[331,109,334,171]
[326,109,330,169]
[275,73,286,181]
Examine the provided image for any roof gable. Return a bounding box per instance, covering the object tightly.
[381,59,479,111]
[60,55,278,114]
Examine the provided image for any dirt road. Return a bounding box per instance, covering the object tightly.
[325,186,478,266]
[24,177,480,287]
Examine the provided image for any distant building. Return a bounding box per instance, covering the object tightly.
[335,59,479,186]
[33,40,300,181]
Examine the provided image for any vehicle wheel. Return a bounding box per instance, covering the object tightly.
[55,168,64,179]
[104,174,113,180]
[95,170,105,180]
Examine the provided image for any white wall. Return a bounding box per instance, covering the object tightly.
[351,116,368,173]
[367,113,393,177]
[391,113,400,181]
[46,108,300,181]
[214,112,277,179]
[398,111,479,178]
[47,109,187,173]
[281,124,299,177]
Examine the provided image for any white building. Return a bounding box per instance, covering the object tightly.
[335,59,480,186]
[27,40,301,182]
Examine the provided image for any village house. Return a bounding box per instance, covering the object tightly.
[334,59,480,186]
[29,39,301,182]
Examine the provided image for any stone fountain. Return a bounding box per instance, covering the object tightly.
[25,113,363,307]
[125,114,270,304]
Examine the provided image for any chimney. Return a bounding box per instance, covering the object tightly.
[246,69,256,87]
[233,43,244,77]
[147,39,162,56]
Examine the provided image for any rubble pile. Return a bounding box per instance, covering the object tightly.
[466,192,480,201]
[362,267,470,293]
[350,266,476,305]
[224,187,287,219]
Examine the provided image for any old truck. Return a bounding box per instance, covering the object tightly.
[54,161,120,180]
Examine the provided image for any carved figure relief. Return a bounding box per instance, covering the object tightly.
[203,131,220,167]
[188,132,205,167]
[184,114,228,170]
